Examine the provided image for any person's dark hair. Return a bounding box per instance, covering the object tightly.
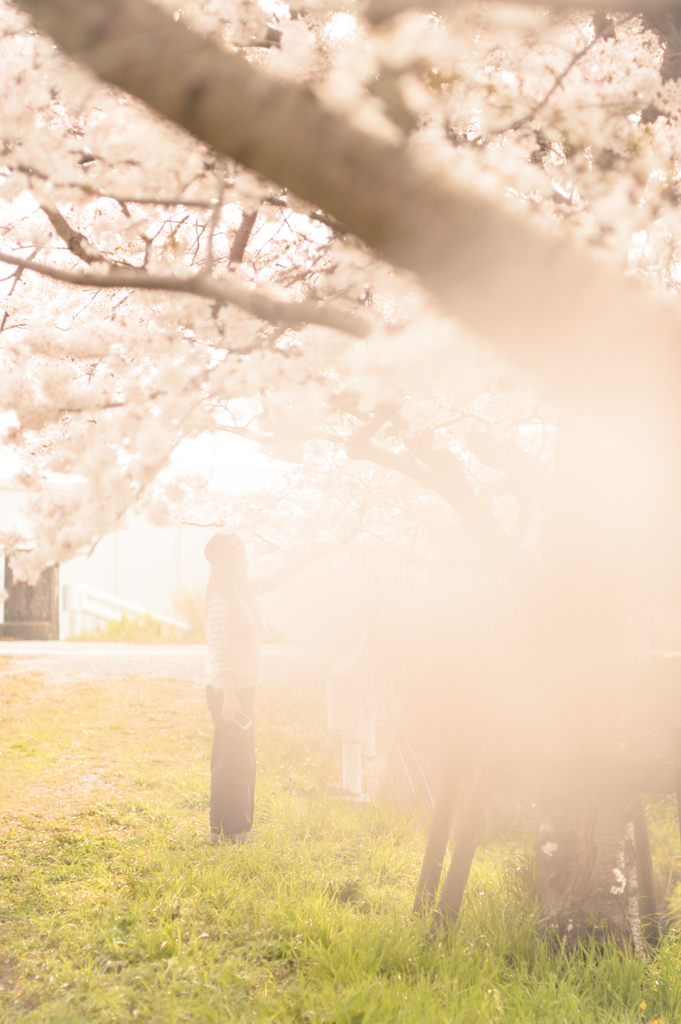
[203,531,261,634]
[204,532,245,566]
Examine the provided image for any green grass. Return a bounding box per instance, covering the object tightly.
[73,600,286,644]
[1,660,681,1023]
[73,610,197,644]
[71,586,206,643]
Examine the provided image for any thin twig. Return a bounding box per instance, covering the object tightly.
[0,245,38,334]
[264,196,347,235]
[492,15,636,136]
[204,164,227,275]
[80,192,215,209]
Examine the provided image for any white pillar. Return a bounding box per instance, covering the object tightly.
[373,640,389,724]
[175,528,182,593]
[342,726,363,794]
[62,583,81,639]
[359,652,376,758]
[327,666,363,793]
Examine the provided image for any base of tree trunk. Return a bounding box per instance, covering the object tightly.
[536,777,644,952]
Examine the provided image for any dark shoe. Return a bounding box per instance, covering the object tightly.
[232,830,253,846]
[209,828,253,846]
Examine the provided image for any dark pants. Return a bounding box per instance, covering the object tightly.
[205,685,256,837]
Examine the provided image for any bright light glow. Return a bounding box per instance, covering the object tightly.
[324,12,357,42]
[169,432,288,493]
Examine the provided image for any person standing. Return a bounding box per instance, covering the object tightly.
[203,531,320,844]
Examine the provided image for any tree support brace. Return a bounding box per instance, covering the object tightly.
[413,743,464,914]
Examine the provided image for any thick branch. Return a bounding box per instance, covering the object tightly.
[347,430,454,505]
[405,435,521,568]
[0,252,371,337]
[346,417,520,571]
[41,200,138,268]
[14,0,681,445]
[645,12,681,82]
[41,202,106,265]
[365,0,681,24]
[464,428,547,540]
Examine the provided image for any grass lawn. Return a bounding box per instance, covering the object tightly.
[1,656,681,1023]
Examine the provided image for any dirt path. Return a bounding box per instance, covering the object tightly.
[0,641,336,686]
[0,642,396,813]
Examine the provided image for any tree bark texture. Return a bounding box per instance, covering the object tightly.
[535,777,643,951]
[14,0,681,447]
[527,425,645,950]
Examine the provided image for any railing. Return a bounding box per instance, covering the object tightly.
[62,582,189,635]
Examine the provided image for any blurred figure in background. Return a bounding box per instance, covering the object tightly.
[203,532,321,844]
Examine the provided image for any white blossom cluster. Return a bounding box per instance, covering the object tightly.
[0,0,678,578]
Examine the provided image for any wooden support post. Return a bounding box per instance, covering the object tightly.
[413,744,463,914]
[632,792,660,946]
[432,737,497,930]
[672,725,681,855]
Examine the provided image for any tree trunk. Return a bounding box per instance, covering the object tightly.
[528,421,651,950]
[535,776,643,950]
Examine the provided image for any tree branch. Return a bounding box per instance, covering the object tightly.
[14,0,681,443]
[644,11,681,89]
[364,0,681,25]
[40,201,112,266]
[229,206,259,265]
[0,246,37,334]
[45,188,345,234]
[264,197,347,235]
[405,433,522,568]
[346,415,521,571]
[203,165,226,275]
[491,18,635,137]
[75,190,215,209]
[0,251,371,337]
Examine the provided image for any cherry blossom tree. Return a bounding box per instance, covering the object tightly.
[4,0,681,946]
